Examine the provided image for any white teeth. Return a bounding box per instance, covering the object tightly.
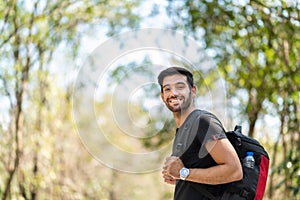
[170,99,180,103]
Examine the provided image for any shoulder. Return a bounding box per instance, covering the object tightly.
[197,109,220,120]
[195,110,223,127]
[196,110,227,142]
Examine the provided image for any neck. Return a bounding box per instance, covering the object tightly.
[173,106,196,128]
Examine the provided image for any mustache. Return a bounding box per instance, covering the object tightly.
[167,96,184,101]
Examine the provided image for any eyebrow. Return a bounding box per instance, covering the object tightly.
[162,82,186,88]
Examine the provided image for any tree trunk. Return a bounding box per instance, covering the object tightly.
[31,151,38,200]
[2,90,24,200]
[268,109,285,199]
[2,30,29,200]
[109,170,118,200]
[247,91,262,138]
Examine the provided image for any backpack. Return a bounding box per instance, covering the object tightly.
[191,125,270,200]
[223,125,270,200]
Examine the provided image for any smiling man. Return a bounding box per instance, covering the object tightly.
[158,67,243,200]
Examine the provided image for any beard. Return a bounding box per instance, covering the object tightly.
[165,92,193,113]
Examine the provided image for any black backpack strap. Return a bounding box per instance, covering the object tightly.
[188,182,219,200]
[226,186,253,200]
[234,125,242,132]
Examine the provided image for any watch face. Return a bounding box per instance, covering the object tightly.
[180,168,189,178]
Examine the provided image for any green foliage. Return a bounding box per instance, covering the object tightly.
[142,119,176,150]
[275,148,300,198]
[1,0,299,199]
[106,58,176,150]
[0,0,142,199]
[167,0,300,199]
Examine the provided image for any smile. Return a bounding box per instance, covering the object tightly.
[168,97,183,103]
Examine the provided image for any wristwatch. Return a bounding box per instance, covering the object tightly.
[179,167,190,180]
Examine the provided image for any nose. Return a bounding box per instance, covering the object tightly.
[169,88,179,96]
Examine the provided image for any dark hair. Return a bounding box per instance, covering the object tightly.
[157,67,194,92]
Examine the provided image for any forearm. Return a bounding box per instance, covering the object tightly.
[186,163,242,185]
[163,140,243,185]
[183,138,243,185]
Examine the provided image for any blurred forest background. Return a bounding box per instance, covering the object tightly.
[0,0,299,199]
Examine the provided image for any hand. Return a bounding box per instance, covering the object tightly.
[162,156,184,180]
[162,172,176,185]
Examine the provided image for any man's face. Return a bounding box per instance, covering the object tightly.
[160,74,196,113]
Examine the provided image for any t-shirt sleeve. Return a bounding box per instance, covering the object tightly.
[197,112,227,144]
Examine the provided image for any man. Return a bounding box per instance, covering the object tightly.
[158,67,243,199]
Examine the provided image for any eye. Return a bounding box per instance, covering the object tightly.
[176,84,185,90]
[163,88,170,92]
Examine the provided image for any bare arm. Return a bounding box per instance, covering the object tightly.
[187,138,243,184]
[163,138,243,185]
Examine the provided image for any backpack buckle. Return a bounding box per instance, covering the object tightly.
[240,189,249,198]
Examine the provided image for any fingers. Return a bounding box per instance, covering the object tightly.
[165,156,179,163]
[164,178,176,185]
[162,169,172,178]
[164,179,176,185]
[162,163,175,182]
[163,174,176,185]
[163,156,179,169]
[162,156,183,181]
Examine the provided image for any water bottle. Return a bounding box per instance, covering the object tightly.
[243,152,255,168]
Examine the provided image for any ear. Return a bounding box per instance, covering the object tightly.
[160,92,166,102]
[191,85,197,97]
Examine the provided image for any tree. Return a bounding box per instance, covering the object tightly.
[0,0,140,199]
[166,0,300,199]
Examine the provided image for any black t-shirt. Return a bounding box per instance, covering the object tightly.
[172,109,227,200]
